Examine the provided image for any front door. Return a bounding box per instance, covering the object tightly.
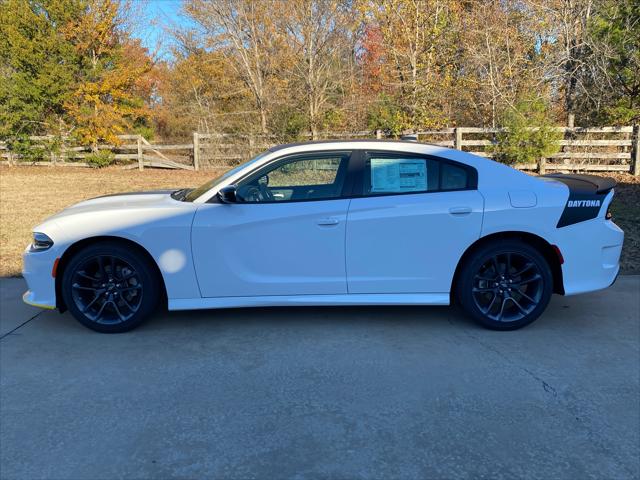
[191,151,354,298]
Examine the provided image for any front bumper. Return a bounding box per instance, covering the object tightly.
[22,291,55,309]
[22,245,58,310]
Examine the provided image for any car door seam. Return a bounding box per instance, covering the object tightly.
[345,198,352,294]
[190,205,204,298]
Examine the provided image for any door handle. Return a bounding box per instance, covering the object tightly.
[316,217,340,226]
[449,206,472,215]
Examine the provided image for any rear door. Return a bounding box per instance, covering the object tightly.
[345,151,484,294]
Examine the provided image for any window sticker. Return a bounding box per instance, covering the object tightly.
[370,158,427,193]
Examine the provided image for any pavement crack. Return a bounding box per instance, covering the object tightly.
[0,310,45,340]
[449,318,637,477]
[451,319,559,397]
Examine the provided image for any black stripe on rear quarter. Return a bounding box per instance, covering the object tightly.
[556,192,607,227]
[543,174,615,228]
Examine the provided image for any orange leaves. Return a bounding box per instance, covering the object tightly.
[61,0,153,146]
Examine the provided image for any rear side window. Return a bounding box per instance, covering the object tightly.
[441,162,468,190]
[362,152,475,196]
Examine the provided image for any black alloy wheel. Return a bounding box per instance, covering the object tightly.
[471,252,545,323]
[62,241,160,333]
[70,254,143,324]
[457,240,553,330]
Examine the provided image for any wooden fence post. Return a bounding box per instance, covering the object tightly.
[454,127,462,150]
[539,156,546,175]
[376,129,382,139]
[193,132,200,171]
[632,124,640,176]
[137,135,143,171]
[248,135,254,158]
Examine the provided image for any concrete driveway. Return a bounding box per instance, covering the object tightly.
[1,277,639,480]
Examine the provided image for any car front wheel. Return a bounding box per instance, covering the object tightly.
[61,241,160,333]
[457,240,553,330]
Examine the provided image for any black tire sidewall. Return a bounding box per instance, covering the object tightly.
[457,240,553,331]
[61,242,160,333]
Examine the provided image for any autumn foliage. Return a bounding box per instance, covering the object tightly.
[1,0,638,146]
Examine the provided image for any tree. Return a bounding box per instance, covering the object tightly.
[184,0,287,134]
[0,0,153,150]
[151,47,253,139]
[491,97,562,165]
[361,0,461,128]
[63,0,152,149]
[278,0,355,138]
[581,0,640,124]
[0,0,82,138]
[457,1,552,127]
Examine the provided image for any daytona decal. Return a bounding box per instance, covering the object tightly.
[557,193,606,228]
[567,199,602,208]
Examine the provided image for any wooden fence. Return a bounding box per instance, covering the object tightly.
[1,125,639,175]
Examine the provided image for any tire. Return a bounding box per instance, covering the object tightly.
[61,241,160,333]
[456,240,553,330]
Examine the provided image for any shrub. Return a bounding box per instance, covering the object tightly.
[4,135,44,163]
[366,94,411,137]
[85,150,115,168]
[490,98,562,165]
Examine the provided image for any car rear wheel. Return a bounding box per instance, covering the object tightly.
[61,242,160,333]
[457,240,553,330]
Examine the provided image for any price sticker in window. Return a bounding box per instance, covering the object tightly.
[370,158,427,193]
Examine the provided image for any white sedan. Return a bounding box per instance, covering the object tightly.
[23,140,624,332]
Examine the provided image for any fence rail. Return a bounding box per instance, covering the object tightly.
[1,125,638,175]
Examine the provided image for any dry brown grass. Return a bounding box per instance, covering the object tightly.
[0,166,219,276]
[1,166,638,277]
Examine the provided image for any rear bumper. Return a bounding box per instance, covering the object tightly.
[558,219,624,296]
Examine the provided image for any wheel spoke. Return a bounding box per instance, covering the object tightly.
[497,296,507,321]
[510,296,529,315]
[93,298,108,319]
[119,285,141,292]
[76,271,96,281]
[517,289,536,303]
[72,284,99,292]
[475,275,496,282]
[491,256,500,276]
[120,271,136,281]
[111,300,126,322]
[506,253,512,274]
[473,286,495,293]
[96,256,106,279]
[119,295,136,313]
[483,293,498,314]
[513,262,534,277]
[518,273,541,286]
[83,294,101,312]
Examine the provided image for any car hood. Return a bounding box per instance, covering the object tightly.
[44,190,179,222]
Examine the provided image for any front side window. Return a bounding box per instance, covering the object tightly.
[363,152,474,196]
[236,152,351,203]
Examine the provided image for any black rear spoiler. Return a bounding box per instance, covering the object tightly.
[542,174,617,195]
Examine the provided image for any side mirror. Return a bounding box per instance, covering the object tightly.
[218,185,237,204]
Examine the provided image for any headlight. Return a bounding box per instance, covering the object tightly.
[30,232,54,251]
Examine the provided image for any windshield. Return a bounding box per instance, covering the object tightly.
[183,151,270,202]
